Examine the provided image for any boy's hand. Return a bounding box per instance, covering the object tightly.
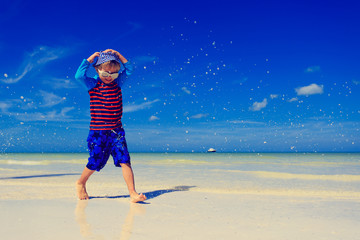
[87,52,100,64]
[103,49,120,57]
[103,49,128,64]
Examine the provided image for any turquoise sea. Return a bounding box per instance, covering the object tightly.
[1,152,359,199]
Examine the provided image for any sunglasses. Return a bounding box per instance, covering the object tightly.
[98,69,119,79]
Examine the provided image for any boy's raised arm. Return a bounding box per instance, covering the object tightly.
[87,52,100,64]
[75,52,99,90]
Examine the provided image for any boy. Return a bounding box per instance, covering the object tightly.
[75,49,146,202]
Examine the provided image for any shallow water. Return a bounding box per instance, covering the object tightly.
[1,152,359,199]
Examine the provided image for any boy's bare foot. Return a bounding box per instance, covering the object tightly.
[130,192,147,203]
[76,181,89,200]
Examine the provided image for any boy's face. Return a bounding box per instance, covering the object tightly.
[98,65,119,84]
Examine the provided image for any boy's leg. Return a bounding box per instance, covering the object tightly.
[111,128,146,202]
[76,167,95,200]
[120,163,146,203]
[77,130,112,200]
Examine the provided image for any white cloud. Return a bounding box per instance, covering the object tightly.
[0,46,67,84]
[305,66,320,73]
[0,102,12,112]
[0,98,37,113]
[229,120,266,125]
[60,107,75,116]
[149,115,160,121]
[270,94,278,99]
[43,77,78,89]
[288,97,298,102]
[190,113,209,119]
[182,87,191,94]
[250,98,268,111]
[1,64,33,84]
[124,99,160,113]
[295,83,324,96]
[39,90,65,107]
[14,107,75,122]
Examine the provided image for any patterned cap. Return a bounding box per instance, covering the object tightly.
[93,51,121,66]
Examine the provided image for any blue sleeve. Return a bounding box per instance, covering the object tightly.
[75,59,98,90]
[115,61,133,87]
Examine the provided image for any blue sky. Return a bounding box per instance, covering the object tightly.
[0,0,359,152]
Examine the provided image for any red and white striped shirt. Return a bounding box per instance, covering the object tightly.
[89,81,123,130]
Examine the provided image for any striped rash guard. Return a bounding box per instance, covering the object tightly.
[75,59,133,130]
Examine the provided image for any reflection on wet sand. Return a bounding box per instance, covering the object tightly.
[119,203,146,240]
[75,200,146,239]
[74,186,194,238]
[75,201,93,238]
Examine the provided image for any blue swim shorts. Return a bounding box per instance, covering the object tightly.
[86,127,131,171]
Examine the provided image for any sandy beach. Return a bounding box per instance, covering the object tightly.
[1,153,360,240]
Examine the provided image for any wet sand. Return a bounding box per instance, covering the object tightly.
[1,153,360,239]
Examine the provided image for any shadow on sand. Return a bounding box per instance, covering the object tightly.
[90,185,196,202]
[0,173,79,180]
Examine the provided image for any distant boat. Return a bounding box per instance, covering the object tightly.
[207,148,216,153]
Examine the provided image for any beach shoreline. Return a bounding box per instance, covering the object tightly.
[1,153,359,239]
